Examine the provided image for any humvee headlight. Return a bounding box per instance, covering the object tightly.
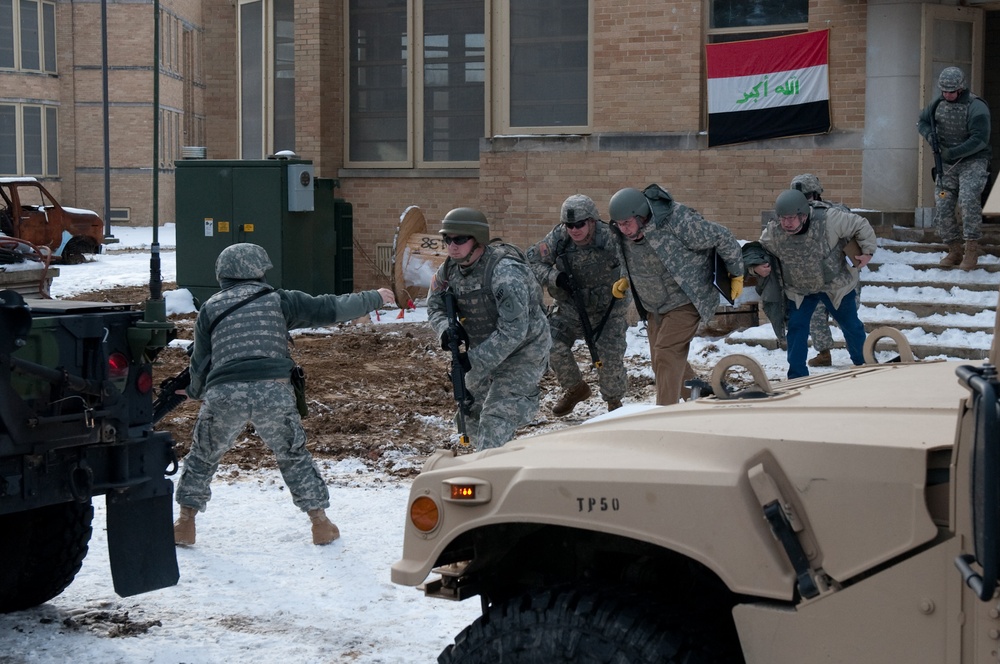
[410,495,440,533]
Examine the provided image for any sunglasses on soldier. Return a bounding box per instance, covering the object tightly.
[564,219,588,230]
[444,235,473,245]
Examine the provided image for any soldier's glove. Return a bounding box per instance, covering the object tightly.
[611,277,630,299]
[440,324,469,351]
[730,275,744,302]
[457,351,472,373]
[555,272,574,293]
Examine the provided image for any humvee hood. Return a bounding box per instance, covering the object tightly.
[394,361,969,599]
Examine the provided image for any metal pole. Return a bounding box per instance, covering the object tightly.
[149,0,162,300]
[101,0,113,240]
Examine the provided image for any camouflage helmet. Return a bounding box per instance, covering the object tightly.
[774,189,810,217]
[215,242,273,280]
[560,194,601,224]
[608,188,651,222]
[439,207,490,245]
[790,173,823,197]
[938,67,966,93]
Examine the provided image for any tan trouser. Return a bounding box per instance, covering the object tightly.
[647,303,700,406]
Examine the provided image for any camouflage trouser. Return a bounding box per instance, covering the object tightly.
[175,380,329,513]
[548,307,628,402]
[935,157,990,244]
[462,336,550,452]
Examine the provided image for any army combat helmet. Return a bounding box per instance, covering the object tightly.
[791,173,823,198]
[439,207,491,246]
[561,194,601,224]
[215,242,273,281]
[775,189,811,218]
[938,67,966,93]
[608,188,652,222]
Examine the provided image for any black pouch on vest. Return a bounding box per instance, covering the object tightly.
[290,365,308,417]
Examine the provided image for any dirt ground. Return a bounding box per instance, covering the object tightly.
[70,284,657,478]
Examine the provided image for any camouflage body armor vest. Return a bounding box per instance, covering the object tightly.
[204,284,288,367]
[768,207,848,296]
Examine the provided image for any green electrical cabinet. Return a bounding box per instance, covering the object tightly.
[174,158,353,304]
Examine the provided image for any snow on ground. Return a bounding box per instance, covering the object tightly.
[1,225,991,662]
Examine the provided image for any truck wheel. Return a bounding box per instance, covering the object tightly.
[439,588,742,664]
[61,237,96,265]
[0,501,94,613]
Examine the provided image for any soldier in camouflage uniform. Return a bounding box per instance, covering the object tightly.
[527,195,630,416]
[917,66,992,271]
[791,173,855,368]
[754,189,876,379]
[427,208,550,451]
[173,243,394,546]
[608,185,744,406]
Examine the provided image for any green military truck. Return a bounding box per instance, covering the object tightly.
[393,321,1000,662]
[0,289,179,612]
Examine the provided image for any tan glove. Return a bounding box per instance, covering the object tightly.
[729,275,744,302]
[612,277,629,299]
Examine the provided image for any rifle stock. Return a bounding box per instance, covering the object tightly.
[563,270,602,369]
[152,366,190,424]
[444,292,473,447]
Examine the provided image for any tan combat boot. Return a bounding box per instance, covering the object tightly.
[808,349,832,367]
[309,509,340,545]
[552,382,592,417]
[959,239,982,271]
[939,242,964,268]
[173,506,197,546]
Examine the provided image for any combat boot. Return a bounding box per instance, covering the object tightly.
[959,239,982,271]
[939,242,964,268]
[808,349,832,367]
[607,399,623,412]
[309,509,340,545]
[552,382,592,417]
[173,506,197,546]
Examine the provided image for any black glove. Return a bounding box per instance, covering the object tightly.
[441,324,470,351]
[457,351,472,373]
[555,271,574,293]
[441,329,452,351]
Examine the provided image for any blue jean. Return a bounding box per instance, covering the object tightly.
[786,290,866,379]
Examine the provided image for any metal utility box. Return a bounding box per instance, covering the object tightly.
[174,158,352,304]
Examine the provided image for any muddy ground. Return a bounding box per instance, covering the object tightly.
[70,284,658,478]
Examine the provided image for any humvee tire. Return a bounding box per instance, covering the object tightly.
[438,588,742,664]
[0,501,94,612]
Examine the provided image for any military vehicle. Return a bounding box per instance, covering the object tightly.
[0,286,179,613]
[393,323,1000,662]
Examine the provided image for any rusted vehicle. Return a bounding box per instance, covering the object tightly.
[394,319,1000,662]
[0,178,105,263]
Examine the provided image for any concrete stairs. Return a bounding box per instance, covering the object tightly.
[726,224,1000,361]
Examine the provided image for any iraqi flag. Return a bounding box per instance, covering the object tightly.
[706,30,831,147]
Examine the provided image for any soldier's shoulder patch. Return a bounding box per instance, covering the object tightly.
[430,273,447,294]
[537,242,551,258]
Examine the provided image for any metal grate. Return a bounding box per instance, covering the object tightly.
[375,243,392,277]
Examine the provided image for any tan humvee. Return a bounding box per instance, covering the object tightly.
[393,310,1000,662]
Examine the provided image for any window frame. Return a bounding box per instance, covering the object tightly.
[237,0,295,160]
[0,0,56,74]
[344,0,487,170]
[0,102,58,177]
[491,0,591,135]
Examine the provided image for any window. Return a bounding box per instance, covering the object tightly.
[503,0,589,131]
[238,0,295,159]
[0,103,58,176]
[0,0,55,73]
[707,0,807,43]
[347,0,485,167]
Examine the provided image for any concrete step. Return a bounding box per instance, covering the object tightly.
[727,329,991,361]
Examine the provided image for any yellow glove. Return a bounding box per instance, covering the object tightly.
[612,277,630,299]
[729,275,744,302]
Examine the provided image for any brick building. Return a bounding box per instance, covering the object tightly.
[2,0,998,291]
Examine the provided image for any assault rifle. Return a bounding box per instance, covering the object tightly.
[929,130,944,187]
[443,291,474,447]
[152,366,190,424]
[560,269,603,369]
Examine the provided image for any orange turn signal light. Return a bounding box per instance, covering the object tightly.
[410,495,440,533]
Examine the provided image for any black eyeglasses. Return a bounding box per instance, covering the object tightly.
[564,220,588,230]
[443,235,473,245]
